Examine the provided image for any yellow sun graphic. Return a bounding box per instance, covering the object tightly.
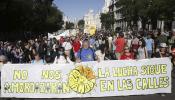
[68,65,96,94]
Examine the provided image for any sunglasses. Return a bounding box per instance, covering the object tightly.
[0,61,4,63]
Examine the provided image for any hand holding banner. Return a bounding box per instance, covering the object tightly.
[1,58,172,98]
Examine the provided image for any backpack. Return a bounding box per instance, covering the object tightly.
[79,48,96,60]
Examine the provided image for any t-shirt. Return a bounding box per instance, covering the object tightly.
[131,38,139,51]
[94,40,100,49]
[132,38,139,45]
[115,38,125,53]
[127,39,132,48]
[108,37,113,50]
[31,59,45,64]
[90,38,95,47]
[77,48,95,62]
[154,52,169,58]
[157,35,167,44]
[72,41,81,53]
[137,47,146,59]
[108,37,113,44]
[145,38,154,51]
[95,50,105,61]
[120,53,134,60]
[62,42,72,51]
[54,55,73,64]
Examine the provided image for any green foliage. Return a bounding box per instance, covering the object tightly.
[78,19,85,29]
[65,22,74,29]
[118,0,175,30]
[100,13,115,30]
[0,0,63,40]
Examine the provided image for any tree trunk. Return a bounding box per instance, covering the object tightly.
[151,19,157,30]
[141,18,147,31]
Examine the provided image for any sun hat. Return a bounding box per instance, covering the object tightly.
[160,43,168,48]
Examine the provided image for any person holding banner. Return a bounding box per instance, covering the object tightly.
[76,39,99,62]
[137,38,148,59]
[54,47,73,64]
[120,46,134,60]
[153,43,170,97]
[72,37,81,57]
[154,43,170,58]
[0,55,8,89]
[95,44,107,61]
[31,53,45,64]
[171,47,175,78]
[62,37,72,58]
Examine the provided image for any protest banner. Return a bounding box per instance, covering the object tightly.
[89,26,96,36]
[1,58,172,98]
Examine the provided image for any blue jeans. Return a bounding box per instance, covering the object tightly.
[147,50,152,58]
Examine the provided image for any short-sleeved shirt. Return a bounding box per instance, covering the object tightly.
[62,42,72,51]
[157,35,167,44]
[145,38,154,51]
[120,53,134,60]
[90,38,95,47]
[72,41,81,53]
[77,48,95,62]
[154,52,169,58]
[115,38,125,53]
[95,50,105,61]
[31,59,45,64]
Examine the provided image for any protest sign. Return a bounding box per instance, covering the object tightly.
[1,58,172,98]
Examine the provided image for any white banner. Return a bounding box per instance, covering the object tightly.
[1,58,172,98]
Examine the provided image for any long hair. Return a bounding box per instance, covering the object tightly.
[99,44,106,54]
[140,38,146,48]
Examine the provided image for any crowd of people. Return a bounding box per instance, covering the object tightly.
[0,29,175,96]
[0,29,175,65]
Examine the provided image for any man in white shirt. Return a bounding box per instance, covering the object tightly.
[62,37,72,58]
[108,34,113,52]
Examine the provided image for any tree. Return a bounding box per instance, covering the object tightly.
[78,19,85,29]
[0,0,63,41]
[65,22,74,29]
[118,0,175,30]
[100,13,114,30]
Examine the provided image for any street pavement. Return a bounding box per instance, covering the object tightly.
[1,79,175,100]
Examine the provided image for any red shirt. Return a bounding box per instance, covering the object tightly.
[120,53,134,60]
[115,37,125,53]
[72,41,81,52]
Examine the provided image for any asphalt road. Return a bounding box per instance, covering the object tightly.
[1,79,175,100]
[1,94,175,100]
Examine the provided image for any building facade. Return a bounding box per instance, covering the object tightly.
[108,0,168,31]
[108,0,126,31]
[84,10,101,33]
[102,0,112,13]
[63,16,70,29]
